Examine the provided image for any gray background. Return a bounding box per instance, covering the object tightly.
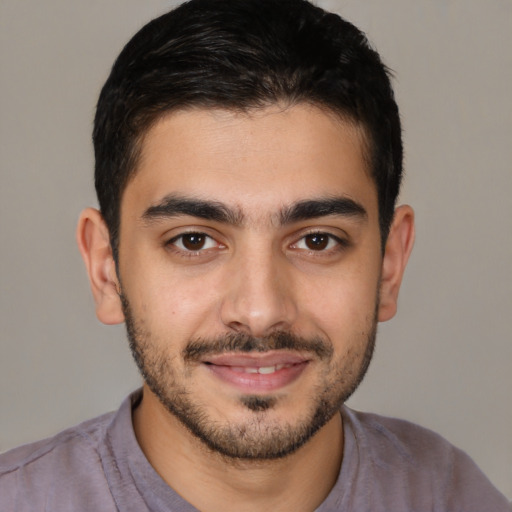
[1,0,511,499]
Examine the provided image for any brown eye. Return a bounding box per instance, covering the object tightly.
[292,232,344,253]
[304,233,330,250]
[170,232,218,252]
[182,233,206,250]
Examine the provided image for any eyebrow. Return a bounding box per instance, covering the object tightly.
[279,197,367,225]
[142,195,244,225]
[141,194,367,227]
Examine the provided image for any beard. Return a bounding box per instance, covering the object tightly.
[121,294,377,461]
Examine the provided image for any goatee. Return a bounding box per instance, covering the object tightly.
[121,294,377,460]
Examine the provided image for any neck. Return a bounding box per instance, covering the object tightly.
[133,386,344,512]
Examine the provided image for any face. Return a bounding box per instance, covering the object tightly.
[117,104,384,459]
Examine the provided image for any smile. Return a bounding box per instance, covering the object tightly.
[201,353,310,393]
[229,363,293,374]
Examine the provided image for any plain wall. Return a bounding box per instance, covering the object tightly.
[1,0,510,498]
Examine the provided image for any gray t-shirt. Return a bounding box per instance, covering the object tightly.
[1,390,509,511]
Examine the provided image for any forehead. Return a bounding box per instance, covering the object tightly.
[122,104,377,223]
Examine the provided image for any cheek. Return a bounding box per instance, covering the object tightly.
[122,263,222,343]
[304,286,377,340]
[296,260,380,334]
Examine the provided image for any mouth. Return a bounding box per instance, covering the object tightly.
[229,363,295,374]
[201,352,311,393]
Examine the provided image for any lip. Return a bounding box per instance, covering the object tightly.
[202,351,311,393]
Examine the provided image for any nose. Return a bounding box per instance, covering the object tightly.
[219,247,298,337]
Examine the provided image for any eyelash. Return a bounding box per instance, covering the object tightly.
[166,230,349,257]
[291,231,349,254]
[166,231,222,255]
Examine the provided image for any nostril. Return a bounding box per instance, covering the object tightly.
[228,321,251,333]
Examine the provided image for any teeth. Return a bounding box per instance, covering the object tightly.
[229,363,290,374]
[258,366,277,374]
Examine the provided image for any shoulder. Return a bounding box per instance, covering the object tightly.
[343,406,458,466]
[340,406,511,511]
[0,411,114,471]
[0,412,117,512]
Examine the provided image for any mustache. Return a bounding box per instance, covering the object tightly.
[182,331,333,362]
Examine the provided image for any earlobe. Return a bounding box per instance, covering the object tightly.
[76,208,125,325]
[378,205,415,322]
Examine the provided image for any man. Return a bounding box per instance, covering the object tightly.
[0,0,509,510]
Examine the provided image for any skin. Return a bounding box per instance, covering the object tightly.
[77,103,414,512]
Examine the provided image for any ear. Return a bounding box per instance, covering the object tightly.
[378,205,415,322]
[76,208,124,325]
